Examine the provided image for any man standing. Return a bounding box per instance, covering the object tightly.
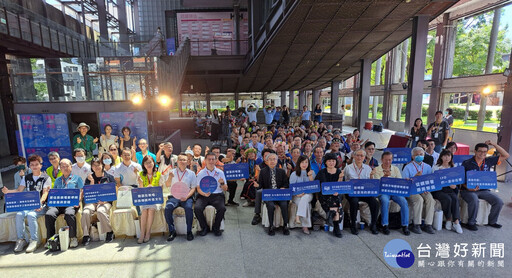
[460,141,508,231]
[45,159,84,248]
[245,103,259,124]
[263,106,276,125]
[72,122,98,163]
[195,153,228,236]
[427,111,449,153]
[164,153,197,241]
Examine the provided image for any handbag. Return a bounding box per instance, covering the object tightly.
[116,186,133,208]
[46,234,60,252]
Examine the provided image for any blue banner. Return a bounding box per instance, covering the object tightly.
[47,189,80,207]
[453,155,473,167]
[5,191,41,212]
[262,189,292,201]
[410,173,441,195]
[99,112,148,152]
[131,187,164,206]
[380,177,411,197]
[437,166,465,188]
[290,180,321,195]
[321,181,353,195]
[466,171,497,189]
[383,148,412,164]
[83,183,117,204]
[224,163,249,180]
[350,179,380,197]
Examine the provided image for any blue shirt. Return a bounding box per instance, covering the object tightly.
[263,109,276,125]
[310,157,325,175]
[273,111,281,121]
[402,161,432,179]
[249,142,264,158]
[301,111,311,121]
[53,174,84,189]
[136,151,157,165]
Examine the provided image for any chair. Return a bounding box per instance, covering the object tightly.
[460,198,491,225]
[197,205,225,231]
[0,212,17,242]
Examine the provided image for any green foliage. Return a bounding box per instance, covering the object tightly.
[450,107,492,120]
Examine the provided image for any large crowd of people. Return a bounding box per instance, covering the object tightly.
[2,105,508,254]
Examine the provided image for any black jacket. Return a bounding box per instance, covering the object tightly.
[257,166,289,189]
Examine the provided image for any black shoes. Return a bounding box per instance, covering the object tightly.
[167,231,177,242]
[198,227,210,236]
[333,221,342,238]
[82,236,91,246]
[214,230,223,236]
[187,232,194,241]
[422,225,435,234]
[227,201,239,206]
[283,226,290,236]
[402,226,410,236]
[350,226,359,235]
[465,224,478,231]
[105,232,115,243]
[487,223,502,229]
[382,225,390,235]
[268,227,275,236]
[410,224,422,234]
[251,214,262,225]
[370,224,379,235]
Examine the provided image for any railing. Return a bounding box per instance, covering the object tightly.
[96,41,159,57]
[157,39,191,101]
[189,39,248,56]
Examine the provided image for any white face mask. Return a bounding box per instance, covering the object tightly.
[75,157,85,163]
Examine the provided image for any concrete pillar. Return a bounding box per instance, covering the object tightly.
[45,59,66,101]
[382,51,393,127]
[444,20,457,78]
[352,74,360,127]
[400,40,408,83]
[428,13,449,124]
[14,58,36,101]
[117,0,129,43]
[0,53,16,155]
[280,91,286,107]
[298,91,305,109]
[358,59,372,130]
[331,81,340,114]
[206,93,211,115]
[497,48,512,181]
[312,89,321,110]
[262,92,267,107]
[288,90,294,109]
[96,0,109,42]
[405,16,429,129]
[235,92,239,109]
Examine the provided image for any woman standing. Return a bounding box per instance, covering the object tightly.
[410,118,427,148]
[314,104,323,123]
[210,109,221,144]
[432,150,463,234]
[289,155,315,234]
[119,126,136,154]
[315,153,344,238]
[99,124,118,156]
[282,105,290,126]
[137,156,171,243]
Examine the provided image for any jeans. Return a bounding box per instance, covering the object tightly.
[164,197,194,233]
[16,207,47,242]
[379,195,409,227]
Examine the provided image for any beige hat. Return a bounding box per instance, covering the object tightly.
[77,122,90,131]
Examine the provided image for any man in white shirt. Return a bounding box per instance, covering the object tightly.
[194,152,228,236]
[114,148,142,188]
[71,148,91,183]
[164,153,197,242]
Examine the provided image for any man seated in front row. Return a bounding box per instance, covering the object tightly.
[254,153,290,236]
[460,140,508,231]
[45,159,84,248]
[164,153,197,242]
[194,152,227,236]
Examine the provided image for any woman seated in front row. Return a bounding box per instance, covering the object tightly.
[289,155,315,235]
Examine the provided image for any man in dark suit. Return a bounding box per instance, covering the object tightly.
[254,153,290,236]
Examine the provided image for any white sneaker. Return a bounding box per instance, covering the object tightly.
[25,240,38,253]
[445,221,452,231]
[14,239,27,252]
[452,223,463,234]
[70,237,78,248]
[242,201,250,207]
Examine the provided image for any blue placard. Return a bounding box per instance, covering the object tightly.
[47,189,80,207]
[262,189,292,201]
[350,179,380,197]
[131,187,164,206]
[224,163,249,180]
[380,177,411,197]
[83,183,117,204]
[466,171,497,189]
[437,166,466,187]
[5,191,41,212]
[410,173,441,194]
[199,176,218,193]
[290,180,321,195]
[453,155,473,167]
[383,148,412,164]
[321,181,353,195]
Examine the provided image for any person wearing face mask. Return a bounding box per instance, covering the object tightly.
[71,148,92,183]
[101,153,115,176]
[415,140,434,167]
[12,156,31,190]
[402,147,436,235]
[263,106,276,125]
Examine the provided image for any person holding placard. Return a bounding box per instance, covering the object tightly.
[137,156,169,244]
[255,153,290,236]
[289,155,315,234]
[45,158,84,249]
[81,158,116,246]
[432,150,463,234]
[344,149,380,235]
[460,141,509,231]
[373,152,410,236]
[164,153,197,242]
[2,155,51,253]
[315,153,344,238]
[46,152,62,187]
[71,148,92,184]
[222,148,240,206]
[403,147,435,235]
[195,152,228,237]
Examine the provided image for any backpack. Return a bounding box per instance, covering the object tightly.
[241,180,256,201]
[46,234,60,252]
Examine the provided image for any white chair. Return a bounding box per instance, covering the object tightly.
[460,198,491,225]
[0,212,17,242]
[197,205,225,231]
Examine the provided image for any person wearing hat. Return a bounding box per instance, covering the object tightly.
[73,122,98,163]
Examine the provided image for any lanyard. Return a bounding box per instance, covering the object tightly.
[476,159,486,171]
[313,159,322,170]
[353,164,363,179]
[63,175,72,188]
[206,169,217,177]
[162,164,173,175]
[147,173,153,186]
[412,162,424,174]
[176,169,187,182]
